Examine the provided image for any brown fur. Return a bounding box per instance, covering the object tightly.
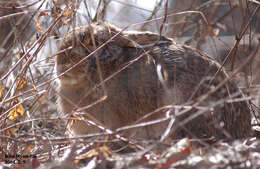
[55,23,251,140]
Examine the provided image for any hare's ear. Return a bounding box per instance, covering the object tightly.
[118,31,172,48]
[101,22,172,48]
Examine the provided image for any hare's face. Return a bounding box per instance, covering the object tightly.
[55,45,90,87]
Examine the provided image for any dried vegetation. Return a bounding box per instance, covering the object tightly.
[0,0,260,168]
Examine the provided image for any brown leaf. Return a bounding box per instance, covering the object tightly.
[16,77,27,90]
[9,104,24,121]
[63,9,72,17]
[35,12,48,32]
[0,85,3,99]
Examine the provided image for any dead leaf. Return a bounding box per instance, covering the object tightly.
[9,104,24,121]
[17,77,27,90]
[0,85,3,99]
[18,52,24,59]
[23,144,34,154]
[35,12,48,32]
[63,9,72,17]
[7,128,18,136]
